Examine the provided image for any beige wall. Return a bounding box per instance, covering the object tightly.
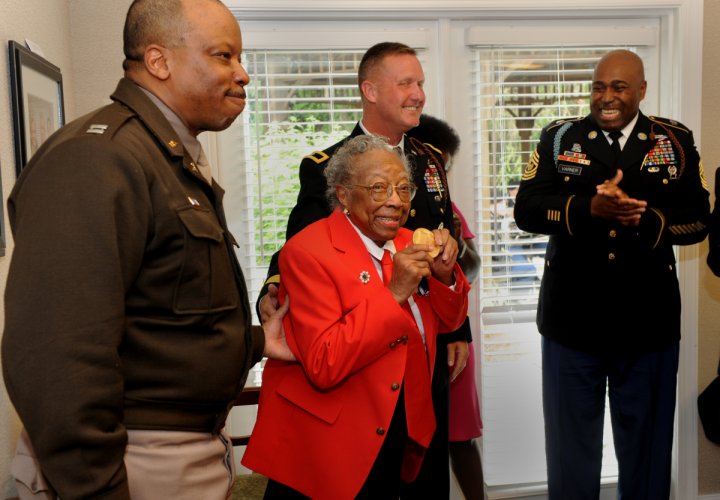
[699,0,720,494]
[0,1,77,497]
[68,0,131,118]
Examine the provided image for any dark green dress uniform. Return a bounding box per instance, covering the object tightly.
[514,111,710,500]
[257,122,469,500]
[515,111,710,355]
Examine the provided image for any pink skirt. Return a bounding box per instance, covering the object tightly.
[449,341,483,442]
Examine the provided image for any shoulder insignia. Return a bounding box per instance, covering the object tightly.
[423,143,443,155]
[699,158,709,192]
[648,116,689,134]
[303,151,330,164]
[80,102,135,140]
[545,116,584,132]
[522,149,540,181]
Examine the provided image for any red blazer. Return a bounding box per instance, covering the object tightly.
[242,209,469,500]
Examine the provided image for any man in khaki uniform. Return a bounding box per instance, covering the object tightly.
[2,1,294,499]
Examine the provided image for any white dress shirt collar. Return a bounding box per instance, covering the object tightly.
[358,120,405,152]
[601,112,640,151]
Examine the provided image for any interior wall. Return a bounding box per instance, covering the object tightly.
[68,0,131,118]
[699,0,720,494]
[0,0,77,496]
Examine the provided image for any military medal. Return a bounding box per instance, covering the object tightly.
[412,228,440,258]
[668,165,677,180]
[571,143,582,153]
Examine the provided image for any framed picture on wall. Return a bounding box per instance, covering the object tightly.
[8,40,65,177]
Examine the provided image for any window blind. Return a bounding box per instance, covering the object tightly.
[472,46,638,486]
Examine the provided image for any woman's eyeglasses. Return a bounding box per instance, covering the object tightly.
[348,182,418,203]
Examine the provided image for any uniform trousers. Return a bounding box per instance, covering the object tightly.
[542,338,679,500]
[263,385,409,500]
[12,428,235,500]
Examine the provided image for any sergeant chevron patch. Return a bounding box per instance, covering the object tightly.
[523,149,539,180]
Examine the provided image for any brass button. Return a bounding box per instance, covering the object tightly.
[609,253,615,260]
[402,335,408,341]
[410,209,416,217]
[564,176,570,182]
[547,261,550,266]
[392,383,400,391]
[397,339,402,344]
[441,208,444,214]
[390,343,396,348]
[669,265,673,271]
[435,195,441,202]
[663,179,669,184]
[610,230,617,238]
[377,428,385,436]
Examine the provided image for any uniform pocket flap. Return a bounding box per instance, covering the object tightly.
[277,374,343,424]
[177,207,224,243]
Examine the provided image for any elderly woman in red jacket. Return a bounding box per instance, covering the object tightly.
[242,135,469,500]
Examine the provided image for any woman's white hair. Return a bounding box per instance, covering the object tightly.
[324,135,413,210]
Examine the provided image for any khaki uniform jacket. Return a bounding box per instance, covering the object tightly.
[515,112,710,356]
[2,78,264,500]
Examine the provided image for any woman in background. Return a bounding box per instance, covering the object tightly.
[412,115,484,499]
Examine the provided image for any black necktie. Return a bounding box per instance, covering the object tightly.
[609,131,623,160]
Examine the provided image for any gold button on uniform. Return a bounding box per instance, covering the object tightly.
[410,209,416,217]
[547,261,550,266]
[377,428,385,436]
[610,230,617,238]
[402,335,408,341]
[392,383,400,391]
[390,343,396,348]
[609,253,615,260]
[396,339,402,344]
[663,179,669,184]
[435,195,441,202]
[669,265,673,271]
[564,176,570,182]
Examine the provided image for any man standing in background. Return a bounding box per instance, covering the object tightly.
[3,1,293,499]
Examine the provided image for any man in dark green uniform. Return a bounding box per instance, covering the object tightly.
[257,42,471,499]
[515,50,710,499]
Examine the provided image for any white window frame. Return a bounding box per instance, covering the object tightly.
[217,2,703,499]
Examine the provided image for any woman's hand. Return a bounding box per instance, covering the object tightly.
[430,228,458,287]
[388,245,434,305]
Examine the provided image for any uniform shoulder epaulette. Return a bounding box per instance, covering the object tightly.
[648,116,689,134]
[423,143,443,155]
[544,116,585,133]
[302,151,331,164]
[79,101,135,140]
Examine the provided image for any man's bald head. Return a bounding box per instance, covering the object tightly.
[122,0,222,72]
[590,49,647,132]
[594,50,645,84]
